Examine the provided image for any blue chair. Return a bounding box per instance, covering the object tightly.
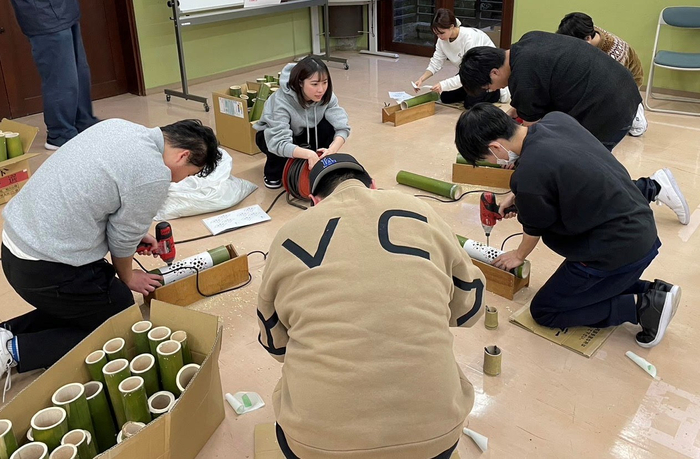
[645,6,700,116]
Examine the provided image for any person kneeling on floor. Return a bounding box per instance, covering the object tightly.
[455,103,682,348]
[257,154,485,458]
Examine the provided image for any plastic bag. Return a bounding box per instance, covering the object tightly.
[154,148,258,220]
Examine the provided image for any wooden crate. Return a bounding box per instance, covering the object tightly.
[146,245,249,306]
[473,259,529,300]
[452,163,513,189]
[382,102,435,126]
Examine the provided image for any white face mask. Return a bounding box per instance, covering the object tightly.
[489,143,519,166]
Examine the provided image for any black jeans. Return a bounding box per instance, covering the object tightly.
[28,23,98,146]
[440,87,499,109]
[1,245,134,372]
[275,423,459,459]
[255,117,337,182]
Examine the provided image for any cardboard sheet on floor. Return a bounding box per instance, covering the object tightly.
[254,424,460,458]
[509,303,615,358]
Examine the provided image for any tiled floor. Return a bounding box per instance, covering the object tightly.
[2,51,699,458]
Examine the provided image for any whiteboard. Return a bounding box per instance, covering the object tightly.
[179,0,244,14]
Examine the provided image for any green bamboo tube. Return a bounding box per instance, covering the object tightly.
[240,95,250,109]
[131,321,152,356]
[250,83,272,122]
[156,341,184,396]
[208,246,232,265]
[83,381,116,453]
[147,391,175,419]
[176,364,200,394]
[246,89,257,100]
[256,77,266,84]
[101,359,130,429]
[26,430,33,442]
[229,85,242,97]
[51,383,95,440]
[0,136,7,163]
[118,377,151,425]
[4,133,23,159]
[399,91,439,110]
[129,354,159,397]
[31,407,68,452]
[116,422,145,444]
[84,351,107,385]
[9,443,48,459]
[48,444,76,459]
[60,430,93,459]
[147,326,171,356]
[264,75,274,82]
[396,171,463,200]
[102,338,126,361]
[0,420,18,459]
[170,331,193,365]
[84,432,98,459]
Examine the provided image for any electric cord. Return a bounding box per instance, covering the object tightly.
[500,232,523,251]
[415,189,511,203]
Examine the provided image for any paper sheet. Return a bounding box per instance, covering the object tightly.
[411,81,432,90]
[388,91,414,103]
[202,204,271,235]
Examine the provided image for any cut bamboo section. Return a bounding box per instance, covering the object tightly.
[9,443,48,459]
[400,91,439,110]
[116,422,145,444]
[0,420,18,459]
[118,377,151,424]
[129,354,159,397]
[101,359,130,429]
[157,341,184,396]
[147,327,171,356]
[83,382,116,453]
[51,383,95,440]
[176,364,200,394]
[31,407,68,452]
[84,351,107,385]
[170,331,193,365]
[148,391,175,418]
[102,338,127,361]
[48,444,77,459]
[396,171,462,200]
[60,430,95,459]
[131,321,152,356]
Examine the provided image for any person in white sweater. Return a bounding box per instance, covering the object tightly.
[413,9,510,109]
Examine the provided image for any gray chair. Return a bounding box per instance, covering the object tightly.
[645,6,700,116]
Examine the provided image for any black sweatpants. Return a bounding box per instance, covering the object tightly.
[530,239,660,329]
[256,117,337,182]
[1,244,134,372]
[440,87,499,109]
[275,424,459,459]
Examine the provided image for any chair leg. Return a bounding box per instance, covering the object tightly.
[645,65,700,116]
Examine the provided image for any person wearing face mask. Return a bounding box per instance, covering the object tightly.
[253,56,351,189]
[455,104,686,348]
[412,9,510,109]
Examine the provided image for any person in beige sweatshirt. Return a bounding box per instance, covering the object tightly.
[257,154,486,459]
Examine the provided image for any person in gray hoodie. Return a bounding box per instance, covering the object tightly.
[254,56,351,189]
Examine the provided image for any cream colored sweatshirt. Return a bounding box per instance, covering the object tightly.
[258,180,486,458]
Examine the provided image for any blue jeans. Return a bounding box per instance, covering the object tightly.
[28,23,98,146]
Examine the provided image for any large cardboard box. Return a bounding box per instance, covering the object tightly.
[0,301,225,459]
[0,118,39,205]
[213,82,263,155]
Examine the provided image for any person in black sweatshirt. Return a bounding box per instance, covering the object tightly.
[459,31,641,151]
[455,103,683,348]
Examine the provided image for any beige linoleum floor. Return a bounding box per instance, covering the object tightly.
[2,51,700,458]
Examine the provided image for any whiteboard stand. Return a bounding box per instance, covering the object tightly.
[358,0,398,59]
[164,0,348,112]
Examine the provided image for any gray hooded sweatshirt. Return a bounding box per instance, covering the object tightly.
[253,63,350,158]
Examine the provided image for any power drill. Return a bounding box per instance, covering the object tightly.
[137,222,176,266]
[480,192,517,246]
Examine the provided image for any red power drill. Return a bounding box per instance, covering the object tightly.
[137,222,176,266]
[480,192,517,246]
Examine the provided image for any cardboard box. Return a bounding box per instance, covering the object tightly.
[213,82,263,155]
[0,118,39,205]
[0,301,225,458]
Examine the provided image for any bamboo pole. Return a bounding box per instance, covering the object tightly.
[250,83,272,122]
[84,351,107,385]
[399,92,439,110]
[147,327,171,356]
[102,338,127,362]
[147,391,175,419]
[31,407,68,452]
[170,331,193,365]
[131,321,152,356]
[60,430,94,459]
[156,341,184,396]
[101,359,130,429]
[176,364,200,394]
[51,383,95,440]
[0,420,18,459]
[129,354,159,397]
[48,444,76,459]
[83,382,116,453]
[9,443,48,459]
[118,377,151,424]
[396,171,463,200]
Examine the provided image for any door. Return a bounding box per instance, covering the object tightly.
[379,0,514,57]
[0,0,143,120]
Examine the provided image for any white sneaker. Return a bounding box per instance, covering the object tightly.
[651,168,690,225]
[44,142,60,151]
[0,328,16,402]
[629,103,648,137]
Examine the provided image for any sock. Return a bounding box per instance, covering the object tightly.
[652,179,661,197]
[6,337,19,363]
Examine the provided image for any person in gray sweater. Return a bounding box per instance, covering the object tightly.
[0,118,220,397]
[253,56,351,189]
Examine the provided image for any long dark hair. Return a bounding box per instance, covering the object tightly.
[557,12,598,40]
[432,8,457,34]
[287,56,333,108]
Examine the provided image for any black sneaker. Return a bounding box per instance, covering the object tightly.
[635,287,680,348]
[263,176,282,189]
[650,279,673,292]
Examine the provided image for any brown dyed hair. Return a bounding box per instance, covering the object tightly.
[287,56,333,109]
[432,8,457,34]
